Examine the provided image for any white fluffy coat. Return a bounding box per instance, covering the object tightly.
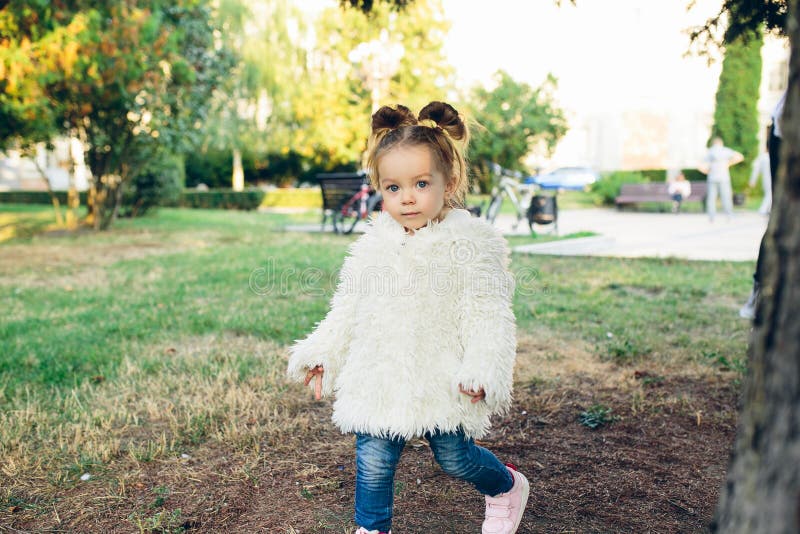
[286,208,517,439]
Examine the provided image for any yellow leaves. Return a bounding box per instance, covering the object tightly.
[59,40,79,77]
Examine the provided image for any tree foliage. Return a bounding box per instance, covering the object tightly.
[340,0,413,13]
[467,70,568,191]
[294,0,453,168]
[0,1,232,229]
[690,0,787,51]
[203,0,307,188]
[710,28,763,193]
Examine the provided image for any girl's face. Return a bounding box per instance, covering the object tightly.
[378,144,454,233]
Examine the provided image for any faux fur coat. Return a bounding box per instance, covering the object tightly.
[287,208,517,440]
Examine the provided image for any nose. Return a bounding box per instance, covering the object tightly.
[401,189,415,205]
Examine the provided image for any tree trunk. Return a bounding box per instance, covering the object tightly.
[232,147,244,191]
[712,2,800,532]
[66,137,82,230]
[31,152,64,227]
[106,182,124,229]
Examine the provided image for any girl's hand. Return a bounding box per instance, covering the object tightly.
[459,384,486,404]
[304,365,325,400]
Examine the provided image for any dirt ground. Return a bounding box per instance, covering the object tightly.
[2,349,739,533]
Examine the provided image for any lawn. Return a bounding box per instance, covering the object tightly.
[0,205,753,532]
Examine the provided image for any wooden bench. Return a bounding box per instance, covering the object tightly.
[615,181,707,209]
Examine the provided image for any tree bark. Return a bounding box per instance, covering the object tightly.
[712,2,800,532]
[31,151,64,227]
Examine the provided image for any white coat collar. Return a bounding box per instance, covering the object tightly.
[368,208,471,243]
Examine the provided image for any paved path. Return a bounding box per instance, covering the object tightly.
[281,208,768,262]
[509,209,767,262]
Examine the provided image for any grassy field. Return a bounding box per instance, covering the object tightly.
[0,204,753,532]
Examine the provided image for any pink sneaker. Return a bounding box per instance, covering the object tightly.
[355,528,391,534]
[482,464,530,534]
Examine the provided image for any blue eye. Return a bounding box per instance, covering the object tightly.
[416,181,428,189]
[386,184,399,192]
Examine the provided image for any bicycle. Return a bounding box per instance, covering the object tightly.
[333,181,383,234]
[484,163,558,235]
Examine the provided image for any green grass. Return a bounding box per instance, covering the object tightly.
[1,204,754,400]
[0,203,89,242]
[0,206,347,398]
[0,204,753,509]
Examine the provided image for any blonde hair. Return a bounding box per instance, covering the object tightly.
[366,102,470,209]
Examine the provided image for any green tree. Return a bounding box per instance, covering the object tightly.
[709,28,763,193]
[697,1,800,532]
[690,0,787,51]
[1,1,232,230]
[467,70,567,192]
[0,3,88,226]
[296,0,453,169]
[204,0,306,190]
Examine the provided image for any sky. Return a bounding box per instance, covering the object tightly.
[438,0,728,113]
[300,0,727,113]
[296,0,787,169]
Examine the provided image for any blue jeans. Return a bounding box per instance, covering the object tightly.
[354,430,514,532]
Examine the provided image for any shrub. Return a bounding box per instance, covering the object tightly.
[590,171,648,206]
[184,149,235,189]
[120,155,185,217]
[0,191,89,204]
[184,148,359,189]
[179,189,265,210]
[681,168,706,182]
[261,188,322,208]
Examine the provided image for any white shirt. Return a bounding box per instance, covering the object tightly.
[668,180,692,197]
[772,91,786,138]
[750,152,771,187]
[705,145,738,183]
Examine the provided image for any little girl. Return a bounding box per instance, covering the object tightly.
[287,102,528,534]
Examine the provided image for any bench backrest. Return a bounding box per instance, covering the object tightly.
[619,181,707,200]
[317,172,368,211]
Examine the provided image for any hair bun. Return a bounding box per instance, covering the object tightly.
[372,104,417,133]
[418,101,466,141]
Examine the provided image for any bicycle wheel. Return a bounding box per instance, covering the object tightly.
[485,194,504,224]
[334,204,361,234]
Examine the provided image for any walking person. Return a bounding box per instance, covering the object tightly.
[749,139,772,216]
[701,137,744,222]
[740,91,784,319]
[288,101,528,534]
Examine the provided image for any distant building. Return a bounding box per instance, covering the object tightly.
[548,34,788,173]
[0,137,90,192]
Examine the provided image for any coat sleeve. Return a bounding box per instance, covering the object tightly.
[286,252,359,398]
[454,226,517,414]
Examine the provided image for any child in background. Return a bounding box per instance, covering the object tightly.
[667,171,692,213]
[287,102,528,534]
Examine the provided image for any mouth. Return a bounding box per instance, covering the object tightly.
[402,212,420,217]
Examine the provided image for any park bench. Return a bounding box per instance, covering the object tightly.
[317,171,381,233]
[615,181,707,209]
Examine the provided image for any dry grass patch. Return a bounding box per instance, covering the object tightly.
[1,330,740,532]
[1,333,309,507]
[0,229,216,289]
[514,328,738,425]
